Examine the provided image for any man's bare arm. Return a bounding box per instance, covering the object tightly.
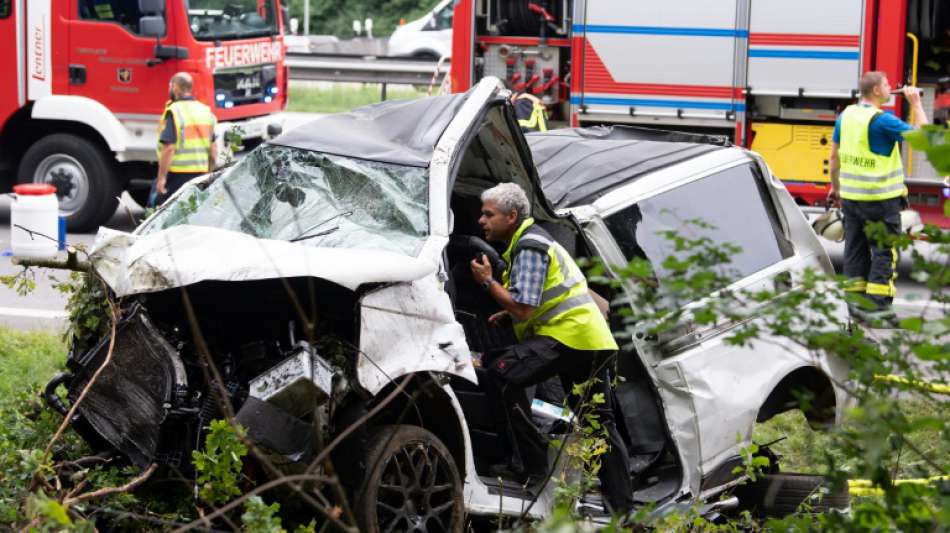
[485,281,536,322]
[827,142,841,205]
[208,141,218,172]
[157,143,176,193]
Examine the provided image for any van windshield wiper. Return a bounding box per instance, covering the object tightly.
[290,226,340,242]
[290,209,353,242]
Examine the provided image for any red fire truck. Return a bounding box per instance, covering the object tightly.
[0,0,289,231]
[451,0,949,227]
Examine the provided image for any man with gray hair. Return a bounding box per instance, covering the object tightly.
[470,182,634,515]
[154,72,218,205]
[827,71,927,325]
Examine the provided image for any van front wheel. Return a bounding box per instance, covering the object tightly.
[355,425,463,533]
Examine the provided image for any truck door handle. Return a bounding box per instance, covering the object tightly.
[68,65,86,85]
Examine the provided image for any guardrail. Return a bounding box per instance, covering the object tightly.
[285,53,450,98]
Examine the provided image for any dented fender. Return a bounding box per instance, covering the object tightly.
[357,275,477,395]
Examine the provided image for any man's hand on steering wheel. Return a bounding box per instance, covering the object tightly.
[470,254,493,285]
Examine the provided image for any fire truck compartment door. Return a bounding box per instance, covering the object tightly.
[573,0,744,121]
[747,0,863,97]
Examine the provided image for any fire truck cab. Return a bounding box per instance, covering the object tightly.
[0,0,289,231]
[451,0,949,227]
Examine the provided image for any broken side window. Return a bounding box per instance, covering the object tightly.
[139,145,430,257]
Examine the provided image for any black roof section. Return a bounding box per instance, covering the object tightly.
[526,125,731,208]
[270,91,471,168]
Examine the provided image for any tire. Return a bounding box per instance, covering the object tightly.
[735,473,850,517]
[128,186,151,209]
[18,134,120,232]
[355,425,464,533]
[412,50,441,61]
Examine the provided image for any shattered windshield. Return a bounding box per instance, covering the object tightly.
[139,144,430,256]
[187,0,279,41]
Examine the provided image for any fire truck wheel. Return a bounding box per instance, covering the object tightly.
[18,134,120,233]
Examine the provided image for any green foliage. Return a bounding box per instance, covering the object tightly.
[734,441,771,483]
[903,124,950,175]
[25,493,96,532]
[0,387,80,526]
[242,496,285,533]
[582,216,949,530]
[287,83,427,114]
[192,419,249,506]
[0,327,66,397]
[53,272,110,356]
[0,268,37,296]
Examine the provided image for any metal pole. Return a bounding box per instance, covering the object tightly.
[381,82,387,101]
[303,0,310,35]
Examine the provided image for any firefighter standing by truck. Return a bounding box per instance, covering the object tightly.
[470,182,634,516]
[828,71,928,324]
[155,72,218,205]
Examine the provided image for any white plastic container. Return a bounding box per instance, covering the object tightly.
[11,183,59,258]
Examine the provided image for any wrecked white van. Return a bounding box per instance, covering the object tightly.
[46,77,850,531]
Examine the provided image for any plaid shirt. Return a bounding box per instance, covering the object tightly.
[508,249,550,307]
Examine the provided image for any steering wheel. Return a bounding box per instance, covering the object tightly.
[448,234,507,281]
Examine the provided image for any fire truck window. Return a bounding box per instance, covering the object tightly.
[78,0,153,34]
[604,163,788,289]
[0,0,11,19]
[187,0,279,41]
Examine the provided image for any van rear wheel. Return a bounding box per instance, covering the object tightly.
[355,425,463,533]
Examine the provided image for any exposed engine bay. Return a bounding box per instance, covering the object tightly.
[49,277,360,470]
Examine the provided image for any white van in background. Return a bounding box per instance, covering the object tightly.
[387,0,453,59]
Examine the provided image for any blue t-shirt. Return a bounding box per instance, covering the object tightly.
[832,104,913,156]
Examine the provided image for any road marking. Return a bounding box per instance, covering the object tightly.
[0,306,67,319]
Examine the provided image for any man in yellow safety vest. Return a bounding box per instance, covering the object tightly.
[513,92,548,132]
[469,182,633,515]
[155,72,217,205]
[828,71,927,325]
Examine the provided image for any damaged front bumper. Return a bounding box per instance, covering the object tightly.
[46,303,344,469]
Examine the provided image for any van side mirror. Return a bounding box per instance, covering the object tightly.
[139,16,166,37]
[138,0,165,14]
[423,16,438,31]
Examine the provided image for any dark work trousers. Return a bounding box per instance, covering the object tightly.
[154,171,202,206]
[484,335,635,514]
[841,197,902,309]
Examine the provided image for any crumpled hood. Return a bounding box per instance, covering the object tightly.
[90,225,438,297]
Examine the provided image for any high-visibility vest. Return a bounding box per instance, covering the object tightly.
[93,0,114,19]
[517,101,548,132]
[157,99,217,174]
[502,218,618,351]
[838,104,906,202]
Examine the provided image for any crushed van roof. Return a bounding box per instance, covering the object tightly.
[272,92,471,167]
[526,125,730,208]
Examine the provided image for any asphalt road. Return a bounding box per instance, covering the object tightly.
[1,200,944,331]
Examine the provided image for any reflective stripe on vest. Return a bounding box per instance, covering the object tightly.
[838,104,906,202]
[157,100,216,174]
[501,218,617,351]
[517,102,548,132]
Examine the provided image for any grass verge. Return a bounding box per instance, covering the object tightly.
[0,327,66,396]
[287,83,428,113]
[754,398,949,480]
